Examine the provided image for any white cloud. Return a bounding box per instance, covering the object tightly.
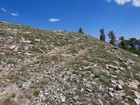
[48,18,60,22]
[106,0,140,7]
[114,0,131,5]
[132,0,140,7]
[10,12,19,16]
[1,8,7,12]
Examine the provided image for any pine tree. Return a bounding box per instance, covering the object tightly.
[108,31,116,45]
[100,29,105,42]
[128,38,138,50]
[138,39,140,50]
[119,36,127,50]
[79,27,84,34]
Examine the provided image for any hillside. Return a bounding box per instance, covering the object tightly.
[0,22,140,105]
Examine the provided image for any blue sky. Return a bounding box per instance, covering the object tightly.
[0,0,140,40]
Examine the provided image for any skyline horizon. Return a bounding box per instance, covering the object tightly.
[1,20,139,42]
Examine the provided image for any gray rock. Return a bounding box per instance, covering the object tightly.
[134,91,140,99]
[39,94,46,102]
[10,45,16,50]
[83,66,93,70]
[81,88,84,92]
[24,46,29,51]
[93,64,97,67]
[98,99,103,105]
[85,87,92,93]
[13,46,19,52]
[61,96,66,103]
[127,66,132,70]
[22,81,31,89]
[114,91,126,99]
[110,80,116,84]
[39,94,44,98]
[119,67,125,71]
[134,99,140,105]
[35,39,41,42]
[116,84,123,91]
[22,40,32,43]
[99,85,105,92]
[106,64,118,70]
[108,88,114,92]
[111,75,118,78]
[40,90,43,94]
[108,92,114,97]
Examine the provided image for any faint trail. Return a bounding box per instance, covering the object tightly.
[30,47,89,76]
[49,47,89,73]
[69,48,88,61]
[41,45,71,57]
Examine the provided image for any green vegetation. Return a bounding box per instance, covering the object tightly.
[100,29,106,42]
[0,22,140,105]
[119,36,127,50]
[78,27,84,34]
[108,31,116,45]
[33,90,40,97]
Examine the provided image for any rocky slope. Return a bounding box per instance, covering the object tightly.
[0,22,140,105]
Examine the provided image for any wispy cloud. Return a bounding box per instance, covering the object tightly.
[48,18,60,22]
[1,8,7,12]
[10,12,19,16]
[1,7,19,16]
[106,0,140,7]
[105,0,112,2]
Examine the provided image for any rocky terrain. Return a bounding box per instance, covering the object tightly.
[0,21,140,105]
